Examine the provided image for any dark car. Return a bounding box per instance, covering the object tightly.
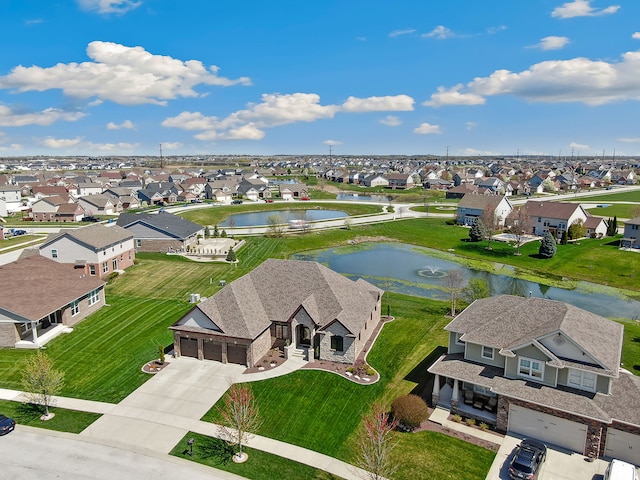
[231,199,243,204]
[0,414,16,436]
[508,438,547,480]
[81,216,100,223]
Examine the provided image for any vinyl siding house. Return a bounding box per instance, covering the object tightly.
[0,256,105,348]
[77,194,122,216]
[621,217,640,249]
[39,223,135,279]
[428,295,640,465]
[116,211,203,253]
[170,259,383,368]
[456,194,513,226]
[0,185,22,213]
[523,201,588,239]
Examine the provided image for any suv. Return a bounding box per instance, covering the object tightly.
[508,438,547,480]
[604,459,638,480]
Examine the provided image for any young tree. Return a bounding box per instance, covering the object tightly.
[462,278,491,305]
[468,217,484,242]
[539,231,557,259]
[568,219,586,240]
[213,224,220,238]
[443,269,466,316]
[217,384,262,462]
[21,351,65,419]
[356,403,399,480]
[204,226,211,238]
[266,214,284,237]
[560,229,568,245]
[226,248,237,263]
[508,206,532,256]
[479,208,501,250]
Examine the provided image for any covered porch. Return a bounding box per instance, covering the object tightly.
[432,374,497,425]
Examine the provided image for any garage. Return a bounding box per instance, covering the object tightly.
[508,405,588,453]
[203,341,222,362]
[605,428,640,466]
[227,345,247,366]
[179,337,198,358]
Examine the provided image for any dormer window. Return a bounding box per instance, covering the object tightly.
[482,346,494,360]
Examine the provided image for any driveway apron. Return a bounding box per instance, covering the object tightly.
[80,357,245,453]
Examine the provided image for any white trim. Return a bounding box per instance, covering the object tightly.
[482,345,494,360]
[518,356,544,381]
[567,368,596,393]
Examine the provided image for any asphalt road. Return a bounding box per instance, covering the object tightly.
[0,427,245,480]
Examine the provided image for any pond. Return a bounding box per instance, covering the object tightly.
[335,193,391,202]
[292,242,640,319]
[219,209,348,227]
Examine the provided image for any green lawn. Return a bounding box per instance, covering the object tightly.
[170,432,343,480]
[571,190,640,203]
[620,319,640,374]
[0,399,100,434]
[583,204,640,219]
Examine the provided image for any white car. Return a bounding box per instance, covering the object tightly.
[604,459,638,480]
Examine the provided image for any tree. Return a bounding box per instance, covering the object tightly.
[266,214,284,237]
[541,178,556,193]
[204,226,211,238]
[539,231,557,259]
[356,403,399,480]
[217,384,262,461]
[508,206,532,256]
[226,248,237,262]
[560,230,568,245]
[468,217,484,242]
[443,269,466,316]
[213,224,220,238]
[480,207,501,250]
[21,351,65,419]
[390,394,429,431]
[568,219,586,240]
[462,278,491,305]
[606,217,615,236]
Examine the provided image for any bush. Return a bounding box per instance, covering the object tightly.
[391,394,429,430]
[538,231,557,258]
[465,418,476,427]
[107,271,120,283]
[479,422,489,430]
[452,414,462,423]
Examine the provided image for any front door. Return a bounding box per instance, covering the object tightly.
[297,325,311,347]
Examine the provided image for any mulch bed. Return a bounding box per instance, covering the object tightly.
[414,410,502,451]
[244,349,286,374]
[142,360,170,374]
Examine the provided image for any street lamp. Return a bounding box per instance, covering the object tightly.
[188,437,195,456]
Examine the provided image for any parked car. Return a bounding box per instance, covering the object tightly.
[264,199,274,203]
[604,459,638,480]
[10,229,27,236]
[0,414,16,435]
[300,196,311,201]
[231,199,243,205]
[508,438,547,480]
[81,216,100,223]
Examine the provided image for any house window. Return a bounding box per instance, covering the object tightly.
[136,239,142,247]
[70,301,79,316]
[331,335,344,352]
[51,249,58,259]
[102,262,108,273]
[518,357,544,381]
[89,265,96,276]
[128,251,131,260]
[275,324,289,339]
[455,332,465,345]
[87,289,100,306]
[568,369,596,392]
[482,346,494,360]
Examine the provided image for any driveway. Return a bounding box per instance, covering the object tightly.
[486,435,610,480]
[81,357,245,453]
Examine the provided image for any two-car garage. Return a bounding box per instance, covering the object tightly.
[508,405,588,453]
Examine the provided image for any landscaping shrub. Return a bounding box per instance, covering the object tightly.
[468,218,484,242]
[538,231,557,258]
[107,272,120,283]
[391,394,429,430]
[465,418,476,427]
[452,414,462,423]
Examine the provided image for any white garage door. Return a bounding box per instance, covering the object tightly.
[605,428,640,466]
[508,405,587,453]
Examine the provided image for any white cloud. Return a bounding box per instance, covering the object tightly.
[341,95,414,112]
[533,36,570,50]
[423,85,486,107]
[0,41,251,106]
[423,25,456,40]
[389,29,416,38]
[162,142,183,150]
[551,0,620,19]
[413,123,442,134]
[38,135,138,151]
[107,120,135,130]
[77,0,141,15]
[380,115,402,127]
[85,141,139,151]
[425,50,640,107]
[25,18,44,25]
[0,105,85,127]
[466,122,477,131]
[617,137,640,143]
[164,92,414,142]
[569,142,590,150]
[487,25,507,35]
[39,136,83,148]
[323,140,342,146]
[633,32,640,40]
[462,148,495,156]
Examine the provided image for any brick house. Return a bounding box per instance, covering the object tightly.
[428,295,640,465]
[170,259,382,368]
[0,255,105,348]
[39,223,135,278]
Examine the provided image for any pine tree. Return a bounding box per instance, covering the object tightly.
[560,230,568,245]
[226,248,237,262]
[468,218,485,242]
[539,231,557,259]
[213,224,219,238]
[612,216,618,235]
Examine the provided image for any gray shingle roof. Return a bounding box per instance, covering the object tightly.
[446,295,623,375]
[41,223,133,251]
[116,211,202,239]
[173,259,382,340]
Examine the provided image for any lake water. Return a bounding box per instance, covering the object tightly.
[335,193,391,202]
[219,209,348,227]
[292,242,640,319]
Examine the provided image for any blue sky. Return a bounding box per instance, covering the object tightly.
[1,0,640,157]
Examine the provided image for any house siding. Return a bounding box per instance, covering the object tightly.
[505,348,559,387]
[319,322,356,364]
[250,328,273,367]
[465,342,506,368]
[447,331,465,354]
[63,287,106,327]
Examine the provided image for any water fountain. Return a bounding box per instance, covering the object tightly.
[416,266,448,278]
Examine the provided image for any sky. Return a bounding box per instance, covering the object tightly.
[1,0,640,158]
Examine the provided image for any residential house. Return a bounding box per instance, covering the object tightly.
[116,211,203,253]
[138,182,179,205]
[522,201,588,239]
[170,259,382,367]
[361,173,389,188]
[456,194,513,227]
[0,185,22,213]
[0,255,106,348]
[446,183,479,199]
[30,195,71,222]
[621,217,640,249]
[39,223,135,278]
[103,187,140,209]
[31,185,69,199]
[476,177,509,195]
[428,295,640,464]
[76,182,104,197]
[584,216,608,239]
[77,194,122,216]
[237,179,271,201]
[279,183,308,200]
[386,173,415,189]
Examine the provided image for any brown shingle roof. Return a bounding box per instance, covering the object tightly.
[0,256,105,322]
[41,223,132,251]
[522,201,584,220]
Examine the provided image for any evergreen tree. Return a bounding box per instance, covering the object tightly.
[226,248,237,262]
[612,216,618,235]
[204,226,211,238]
[213,224,219,238]
[539,231,557,259]
[560,230,568,245]
[468,218,485,242]
[606,218,614,236]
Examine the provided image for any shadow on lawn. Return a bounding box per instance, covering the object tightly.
[188,437,236,465]
[405,346,447,400]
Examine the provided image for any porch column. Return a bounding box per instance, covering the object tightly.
[431,374,440,406]
[451,379,459,410]
[31,321,39,344]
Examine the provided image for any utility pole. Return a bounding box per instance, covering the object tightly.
[159,143,164,169]
[445,146,449,163]
[329,144,332,163]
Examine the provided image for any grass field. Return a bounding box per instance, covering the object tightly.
[170,432,344,480]
[584,203,640,219]
[620,319,640,374]
[570,190,640,203]
[0,399,100,433]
